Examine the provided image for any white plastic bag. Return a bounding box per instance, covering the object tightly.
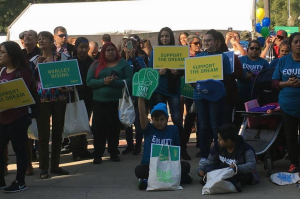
[118,80,135,127]
[147,144,182,191]
[270,172,300,185]
[27,119,38,140]
[63,87,91,138]
[202,168,238,195]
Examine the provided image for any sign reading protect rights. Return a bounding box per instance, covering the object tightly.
[0,79,35,112]
[38,60,82,89]
[185,54,223,83]
[153,46,189,69]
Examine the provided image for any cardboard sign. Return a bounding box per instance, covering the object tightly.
[224,51,235,72]
[0,78,35,112]
[151,144,180,161]
[153,46,189,70]
[185,54,223,83]
[180,77,194,99]
[38,59,82,89]
[132,68,159,100]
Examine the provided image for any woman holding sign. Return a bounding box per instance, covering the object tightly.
[149,27,191,160]
[31,31,71,179]
[193,29,232,164]
[87,42,133,163]
[0,41,32,192]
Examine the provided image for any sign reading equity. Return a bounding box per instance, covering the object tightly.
[180,77,194,99]
[132,68,159,100]
[0,79,35,112]
[153,46,189,70]
[38,60,82,89]
[185,54,223,83]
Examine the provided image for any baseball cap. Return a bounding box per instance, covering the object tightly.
[276,30,287,38]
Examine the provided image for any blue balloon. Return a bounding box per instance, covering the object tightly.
[262,17,271,27]
[256,23,262,33]
[257,37,265,47]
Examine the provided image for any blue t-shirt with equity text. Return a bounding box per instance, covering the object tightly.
[272,54,300,118]
[237,56,269,101]
[193,51,232,100]
[141,123,180,165]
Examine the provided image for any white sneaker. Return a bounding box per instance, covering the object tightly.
[199,158,207,165]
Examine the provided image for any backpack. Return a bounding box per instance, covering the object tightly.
[0,67,40,118]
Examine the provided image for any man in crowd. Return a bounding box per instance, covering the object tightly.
[88,41,100,60]
[19,31,27,48]
[101,34,111,45]
[53,26,75,57]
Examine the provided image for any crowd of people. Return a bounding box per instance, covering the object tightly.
[0,25,300,193]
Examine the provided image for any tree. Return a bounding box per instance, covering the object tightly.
[257,0,300,29]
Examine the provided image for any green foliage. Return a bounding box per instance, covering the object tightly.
[257,0,300,29]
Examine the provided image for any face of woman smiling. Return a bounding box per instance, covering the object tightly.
[160,31,171,45]
[203,34,217,52]
[190,38,201,54]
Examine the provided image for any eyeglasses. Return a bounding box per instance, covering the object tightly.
[249,47,260,51]
[203,39,213,43]
[57,34,68,38]
[191,42,201,46]
[0,51,8,55]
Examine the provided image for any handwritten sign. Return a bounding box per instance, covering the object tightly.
[38,60,82,89]
[185,54,223,83]
[153,46,189,69]
[180,77,194,99]
[224,51,235,72]
[132,68,159,100]
[0,79,35,112]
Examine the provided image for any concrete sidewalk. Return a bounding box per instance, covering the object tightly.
[1,134,299,199]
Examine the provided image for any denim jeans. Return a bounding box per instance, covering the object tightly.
[195,97,225,158]
[151,93,186,151]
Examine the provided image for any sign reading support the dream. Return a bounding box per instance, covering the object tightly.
[132,68,159,100]
[185,54,223,83]
[0,78,35,112]
[180,77,194,99]
[38,59,82,89]
[153,46,189,70]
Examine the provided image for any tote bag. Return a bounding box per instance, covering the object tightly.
[270,172,300,186]
[147,144,182,191]
[118,80,135,127]
[63,87,90,137]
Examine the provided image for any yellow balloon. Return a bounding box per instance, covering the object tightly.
[256,8,265,20]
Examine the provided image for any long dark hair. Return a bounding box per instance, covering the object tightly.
[205,29,219,47]
[216,31,229,52]
[158,27,175,46]
[178,32,189,45]
[0,41,29,70]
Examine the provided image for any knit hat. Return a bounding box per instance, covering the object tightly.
[75,37,89,47]
[151,103,169,119]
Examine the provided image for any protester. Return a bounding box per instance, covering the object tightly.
[141,38,153,58]
[178,32,189,46]
[261,30,288,62]
[149,27,190,160]
[121,37,147,155]
[127,35,149,66]
[135,98,193,190]
[31,31,71,179]
[70,37,93,161]
[215,31,243,125]
[225,31,247,56]
[19,31,27,48]
[272,32,300,173]
[22,30,41,176]
[87,42,133,164]
[197,124,260,190]
[88,41,100,60]
[269,41,290,68]
[53,26,75,57]
[193,29,232,165]
[239,31,252,48]
[0,41,32,193]
[101,34,111,45]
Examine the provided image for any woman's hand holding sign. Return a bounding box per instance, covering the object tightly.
[159,68,168,75]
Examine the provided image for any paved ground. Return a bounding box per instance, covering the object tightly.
[1,133,299,199]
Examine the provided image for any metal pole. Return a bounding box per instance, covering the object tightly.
[289,0,290,17]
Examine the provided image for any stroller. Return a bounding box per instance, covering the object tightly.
[238,67,287,177]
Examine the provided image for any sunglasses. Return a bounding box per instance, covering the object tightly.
[57,34,68,38]
[191,42,201,46]
[249,47,260,51]
[277,36,284,40]
[203,39,213,43]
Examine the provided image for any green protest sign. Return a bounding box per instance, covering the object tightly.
[132,68,159,100]
[180,77,194,99]
[38,60,82,89]
[151,144,180,161]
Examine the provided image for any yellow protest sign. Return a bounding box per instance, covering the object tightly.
[185,54,223,83]
[153,46,189,69]
[0,79,35,112]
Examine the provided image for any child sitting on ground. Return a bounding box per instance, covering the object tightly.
[134,98,193,190]
[197,124,260,191]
